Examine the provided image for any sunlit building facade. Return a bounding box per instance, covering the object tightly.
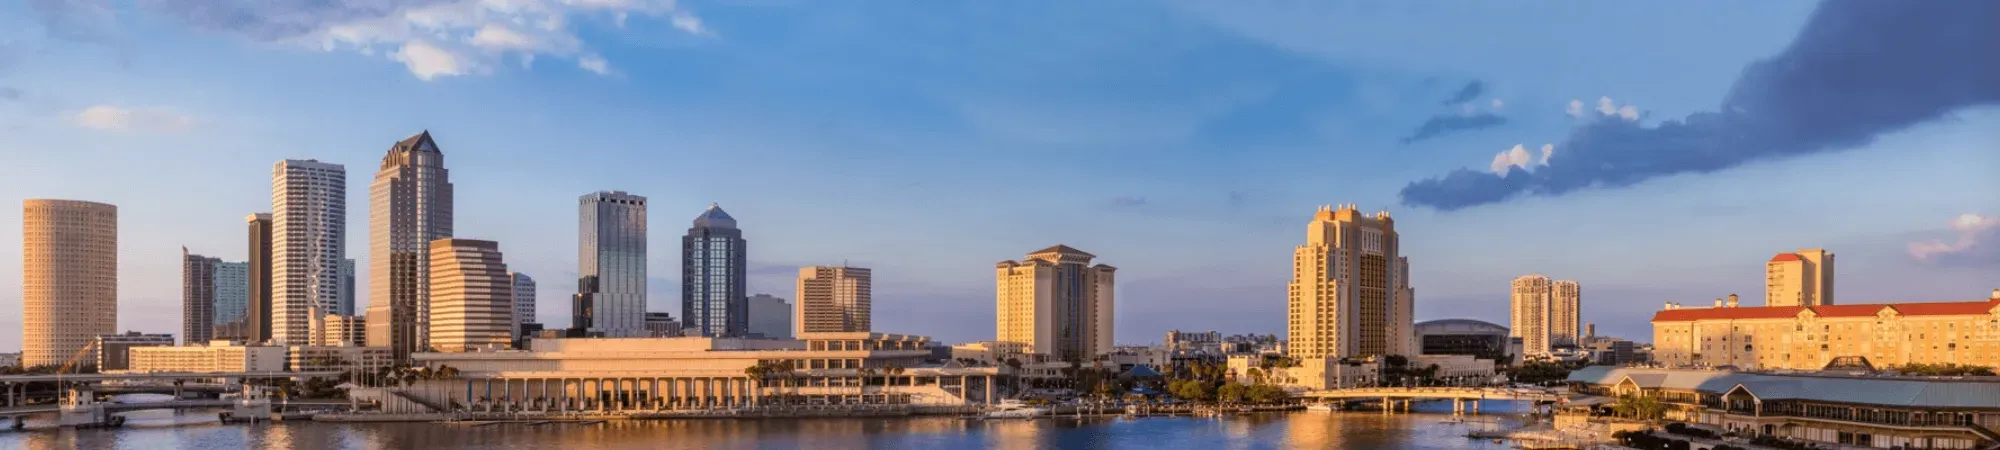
[1287,204,1414,359]
[798,266,872,335]
[272,159,346,345]
[575,191,646,336]
[683,203,746,337]
[995,245,1116,362]
[22,199,118,367]
[1653,290,2000,371]
[367,131,454,361]
[1766,249,1835,307]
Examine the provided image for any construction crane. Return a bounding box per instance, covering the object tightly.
[56,340,100,375]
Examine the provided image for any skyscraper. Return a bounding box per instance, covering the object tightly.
[246,213,274,343]
[797,266,872,334]
[511,272,536,331]
[429,239,513,352]
[339,258,356,316]
[747,294,792,339]
[995,245,1116,362]
[1510,274,1581,356]
[1286,204,1414,360]
[212,261,249,341]
[183,248,220,344]
[682,203,746,337]
[272,160,346,345]
[575,191,646,336]
[22,199,117,367]
[1766,249,1835,307]
[367,131,453,360]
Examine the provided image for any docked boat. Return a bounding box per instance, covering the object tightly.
[984,401,1048,419]
[1305,404,1337,413]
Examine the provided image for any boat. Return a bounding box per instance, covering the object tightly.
[1305,404,1337,413]
[983,400,1048,419]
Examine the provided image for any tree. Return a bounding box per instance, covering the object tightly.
[1217,382,1247,404]
[1613,394,1666,421]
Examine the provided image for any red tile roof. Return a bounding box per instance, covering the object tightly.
[1769,253,1801,263]
[1652,299,2000,322]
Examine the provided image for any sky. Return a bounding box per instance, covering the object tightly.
[0,0,1995,351]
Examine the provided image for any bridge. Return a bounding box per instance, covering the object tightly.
[0,371,343,383]
[1299,387,1570,414]
[0,399,354,417]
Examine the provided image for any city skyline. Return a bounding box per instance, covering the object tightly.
[2,1,1997,351]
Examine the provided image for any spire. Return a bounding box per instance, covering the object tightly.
[393,130,440,153]
[692,203,737,229]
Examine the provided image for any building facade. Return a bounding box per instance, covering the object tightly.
[1415,319,1511,361]
[22,199,118,367]
[272,159,346,345]
[429,239,515,352]
[575,191,646,336]
[367,131,454,361]
[511,272,536,334]
[1287,204,1414,359]
[1766,249,1835,307]
[94,332,175,372]
[747,294,792,339]
[183,249,220,344]
[317,314,366,347]
[339,258,357,316]
[245,213,275,344]
[1652,290,2000,371]
[126,343,288,373]
[1510,275,1582,356]
[995,245,1116,362]
[797,266,872,334]
[212,261,249,341]
[683,203,747,337]
[644,312,683,337]
[1569,366,2000,450]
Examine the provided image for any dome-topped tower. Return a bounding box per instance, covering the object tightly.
[692,202,737,229]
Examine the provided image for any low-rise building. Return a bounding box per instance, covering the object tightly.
[0,353,19,368]
[644,312,683,337]
[126,342,287,373]
[1413,354,1496,380]
[1568,366,2000,449]
[950,341,1033,366]
[1415,319,1510,361]
[316,314,366,347]
[94,332,176,372]
[288,345,394,375]
[1652,290,2000,371]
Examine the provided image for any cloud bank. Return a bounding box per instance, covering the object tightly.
[1909,213,2000,267]
[1400,0,2000,211]
[133,0,708,80]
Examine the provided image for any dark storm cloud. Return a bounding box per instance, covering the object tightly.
[1400,0,2000,211]
[1440,80,1485,105]
[1399,112,1507,144]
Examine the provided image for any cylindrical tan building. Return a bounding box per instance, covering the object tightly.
[22,199,118,367]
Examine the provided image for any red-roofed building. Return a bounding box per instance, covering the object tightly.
[1764,249,1834,308]
[1653,289,2000,371]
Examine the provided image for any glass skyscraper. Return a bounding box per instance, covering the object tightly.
[575,191,647,336]
[682,203,746,337]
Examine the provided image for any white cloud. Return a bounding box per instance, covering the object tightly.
[1490,99,1504,110]
[1570,97,1640,121]
[288,0,705,81]
[1489,144,1535,174]
[1539,143,1554,165]
[1909,213,2000,265]
[1617,105,1640,121]
[70,105,199,132]
[1565,99,1584,117]
[1596,96,1617,116]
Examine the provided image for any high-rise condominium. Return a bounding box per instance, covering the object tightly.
[1766,249,1835,307]
[183,248,220,344]
[1510,275,1581,355]
[511,272,536,329]
[683,203,746,337]
[22,199,117,367]
[747,294,792,339]
[996,245,1116,362]
[212,261,249,341]
[575,191,646,336]
[1286,205,1414,360]
[272,160,346,345]
[367,131,453,360]
[429,239,513,352]
[245,213,274,343]
[797,266,872,334]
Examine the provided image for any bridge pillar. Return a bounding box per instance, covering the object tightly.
[1381,397,1391,413]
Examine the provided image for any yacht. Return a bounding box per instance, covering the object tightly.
[984,400,1048,419]
[1305,403,1337,413]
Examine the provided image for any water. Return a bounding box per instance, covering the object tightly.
[3,401,1536,449]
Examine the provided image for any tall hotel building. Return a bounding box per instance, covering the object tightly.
[995,245,1116,362]
[683,203,746,337]
[429,239,514,352]
[797,266,872,334]
[1766,249,1834,307]
[1510,274,1582,355]
[22,200,117,367]
[272,160,346,345]
[183,248,220,344]
[1286,205,1414,359]
[245,213,275,343]
[575,191,646,336]
[366,131,453,359]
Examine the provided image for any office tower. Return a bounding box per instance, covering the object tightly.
[22,200,118,367]
[575,191,646,336]
[682,203,746,337]
[183,248,220,344]
[747,294,792,339]
[212,261,250,341]
[367,131,454,361]
[272,159,346,345]
[1550,280,1581,347]
[339,258,356,316]
[643,312,683,337]
[995,245,1116,362]
[797,266,872,334]
[1766,249,1835,307]
[246,213,274,343]
[511,272,536,334]
[428,239,513,352]
[1286,204,1415,360]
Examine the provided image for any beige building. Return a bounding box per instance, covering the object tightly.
[1570,366,2000,449]
[368,132,455,361]
[995,245,1116,362]
[22,199,118,367]
[1287,204,1415,359]
[315,314,366,347]
[288,345,394,374]
[1652,290,2000,371]
[797,266,872,334]
[125,342,288,373]
[1511,275,1582,356]
[272,159,346,345]
[429,239,514,352]
[1766,249,1834,307]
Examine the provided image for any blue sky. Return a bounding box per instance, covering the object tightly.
[1,0,1995,351]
